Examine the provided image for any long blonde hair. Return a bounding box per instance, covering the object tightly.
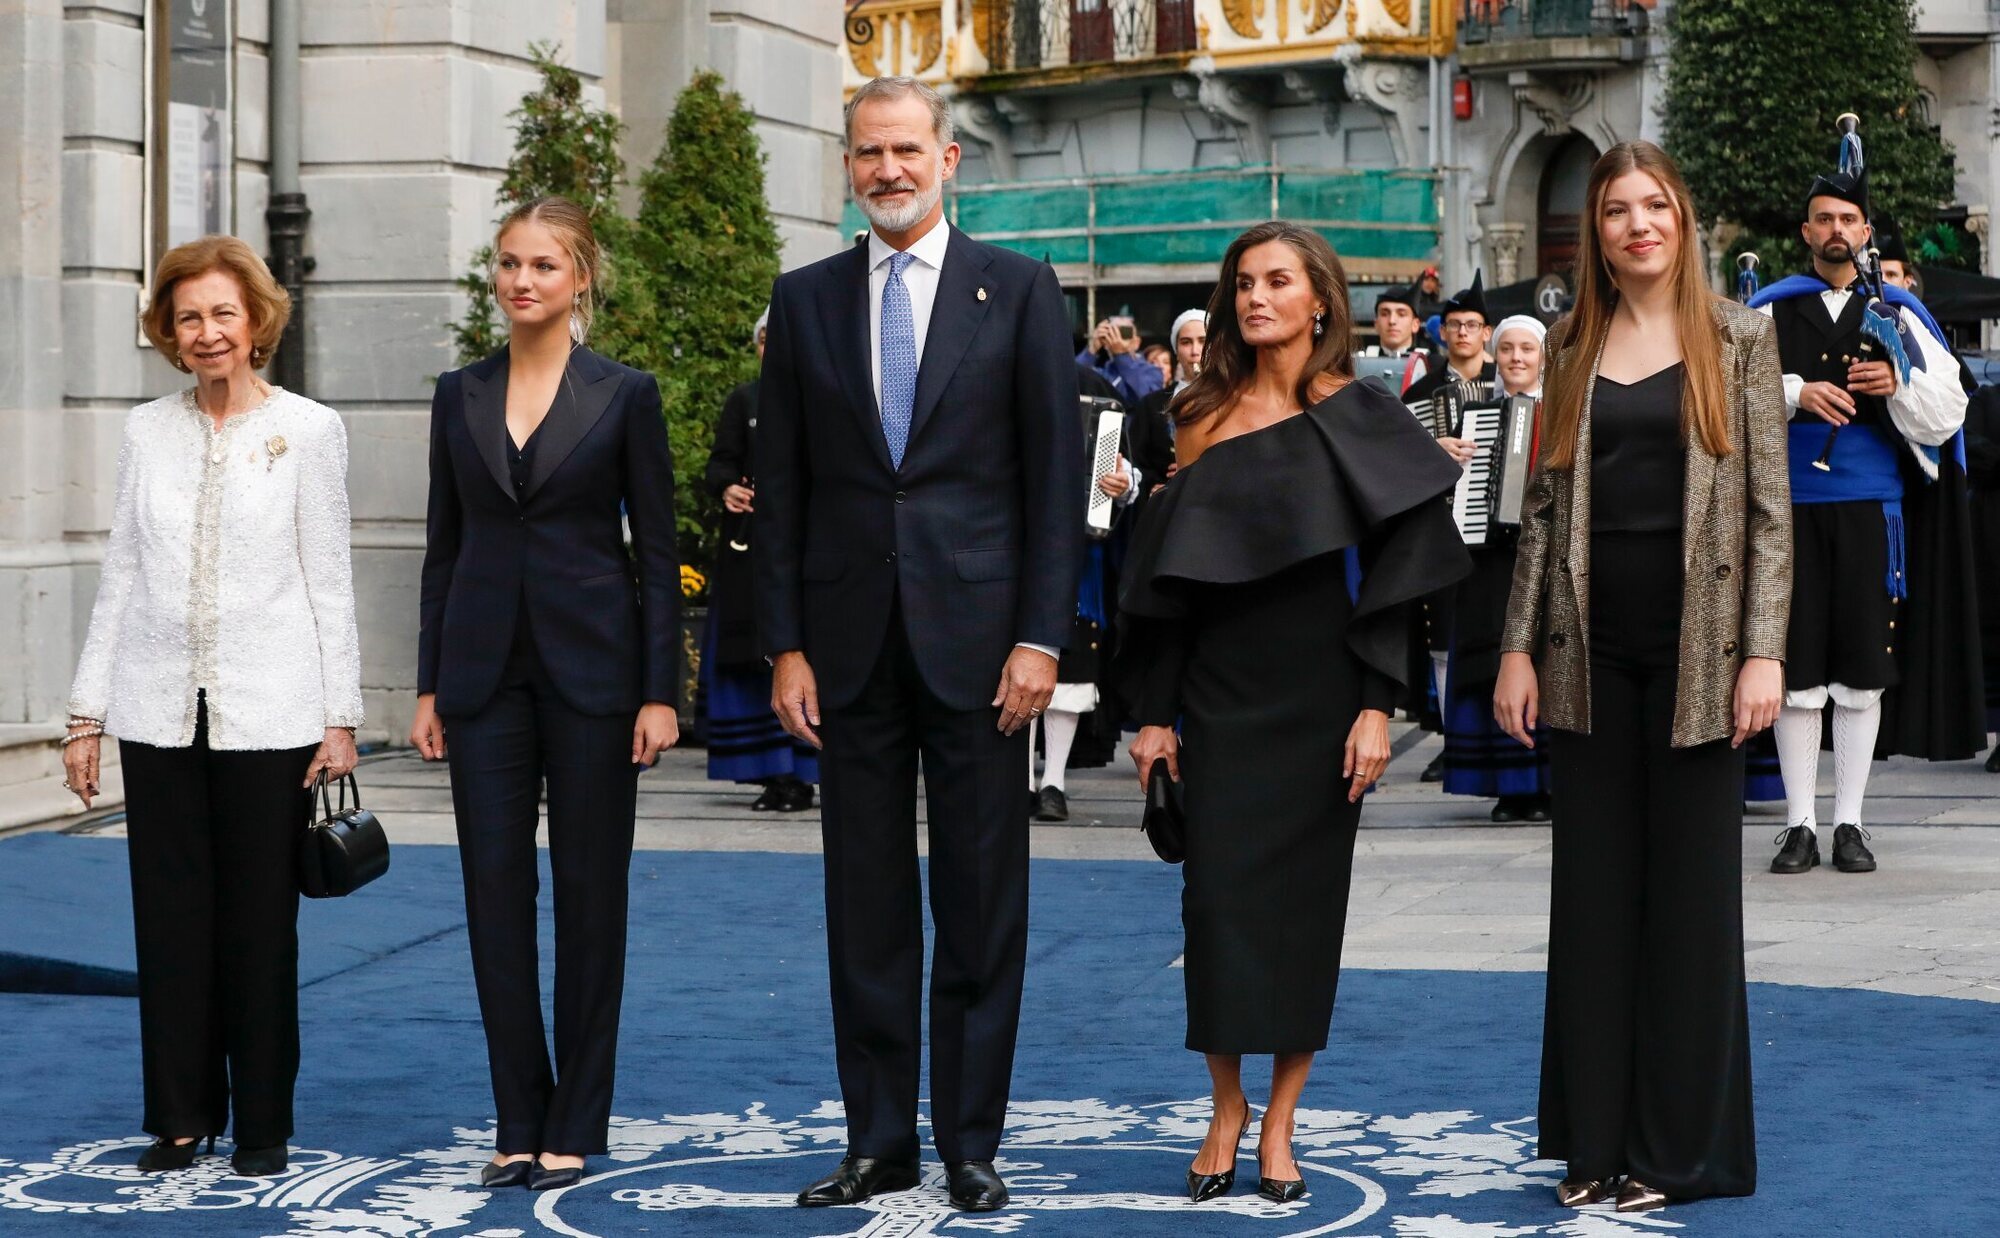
[1539,142,1730,469]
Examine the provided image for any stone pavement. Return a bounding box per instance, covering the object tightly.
[48,726,2000,1003]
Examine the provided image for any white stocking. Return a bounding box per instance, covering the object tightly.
[1431,651,1449,711]
[1831,700,1882,827]
[1773,705,1823,833]
[1039,709,1080,793]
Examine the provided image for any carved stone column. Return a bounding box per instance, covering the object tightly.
[1485,223,1526,286]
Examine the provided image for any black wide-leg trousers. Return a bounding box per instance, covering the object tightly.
[1540,531,1757,1199]
[121,695,315,1148]
[443,627,638,1156]
[817,603,1031,1165]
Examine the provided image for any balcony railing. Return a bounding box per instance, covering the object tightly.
[975,0,1199,73]
[1459,0,1653,44]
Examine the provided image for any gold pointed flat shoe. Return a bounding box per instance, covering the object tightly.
[1615,1178,1668,1212]
[1556,1176,1621,1207]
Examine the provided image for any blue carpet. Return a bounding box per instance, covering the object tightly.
[0,837,1994,1237]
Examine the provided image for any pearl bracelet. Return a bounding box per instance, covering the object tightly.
[61,728,103,747]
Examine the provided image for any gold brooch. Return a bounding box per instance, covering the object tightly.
[265,435,288,472]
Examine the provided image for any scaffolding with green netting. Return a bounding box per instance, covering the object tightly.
[841,166,1441,284]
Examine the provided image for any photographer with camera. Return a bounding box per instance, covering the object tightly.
[1076,315,1164,403]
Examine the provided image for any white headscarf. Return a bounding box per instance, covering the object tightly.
[753,306,770,349]
[1490,314,1547,398]
[1169,308,1207,389]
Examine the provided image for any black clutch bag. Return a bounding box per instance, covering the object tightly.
[1141,758,1185,864]
[300,772,390,899]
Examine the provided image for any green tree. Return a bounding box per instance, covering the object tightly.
[448,42,626,364]
[1663,0,1954,276]
[600,70,782,575]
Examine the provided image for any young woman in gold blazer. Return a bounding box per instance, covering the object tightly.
[1494,141,1791,1214]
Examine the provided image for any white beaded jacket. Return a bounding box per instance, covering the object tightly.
[67,388,364,750]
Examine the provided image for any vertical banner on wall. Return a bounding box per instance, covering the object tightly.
[165,0,232,247]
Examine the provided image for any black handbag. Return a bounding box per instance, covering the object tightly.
[300,772,390,898]
[1141,758,1185,864]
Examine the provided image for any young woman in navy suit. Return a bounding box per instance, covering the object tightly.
[411,196,681,1191]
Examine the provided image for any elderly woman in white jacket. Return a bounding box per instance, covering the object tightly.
[62,235,362,1180]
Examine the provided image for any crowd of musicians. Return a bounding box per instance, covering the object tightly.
[65,67,1998,1220]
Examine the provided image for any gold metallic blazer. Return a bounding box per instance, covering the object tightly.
[1501,298,1792,748]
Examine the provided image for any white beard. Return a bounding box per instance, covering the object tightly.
[858,178,943,234]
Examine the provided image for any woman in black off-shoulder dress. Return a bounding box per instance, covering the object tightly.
[1122,222,1468,1206]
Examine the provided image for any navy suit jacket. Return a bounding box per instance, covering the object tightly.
[418,346,681,717]
[753,225,1083,712]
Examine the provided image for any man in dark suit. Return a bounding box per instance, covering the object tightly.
[753,76,1083,1213]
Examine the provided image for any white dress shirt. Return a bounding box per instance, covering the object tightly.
[68,388,364,749]
[868,217,951,411]
[1757,289,1967,475]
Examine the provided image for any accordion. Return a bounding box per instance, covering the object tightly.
[1080,395,1127,538]
[1451,395,1539,545]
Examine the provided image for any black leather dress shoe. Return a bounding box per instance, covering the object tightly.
[1420,753,1445,783]
[528,1158,586,1191]
[750,783,786,811]
[1831,823,1877,873]
[947,1160,1009,1212]
[231,1144,287,1177]
[1032,786,1069,822]
[1524,794,1553,823]
[797,1156,921,1207]
[1490,798,1523,824]
[480,1157,534,1188]
[1770,825,1819,874]
[780,781,816,812]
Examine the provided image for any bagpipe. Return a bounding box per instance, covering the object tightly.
[1815,112,1921,472]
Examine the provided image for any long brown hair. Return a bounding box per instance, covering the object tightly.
[1173,221,1355,428]
[1539,141,1730,469]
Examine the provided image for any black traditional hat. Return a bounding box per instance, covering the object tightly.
[1441,270,1487,322]
[1805,169,1866,214]
[1873,216,1911,265]
[1375,284,1418,312]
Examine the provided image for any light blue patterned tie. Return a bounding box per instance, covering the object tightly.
[880,251,917,468]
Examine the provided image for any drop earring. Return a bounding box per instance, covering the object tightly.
[569,311,585,344]
[1313,310,1325,340]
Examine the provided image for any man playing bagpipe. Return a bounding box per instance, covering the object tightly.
[1749,140,1983,875]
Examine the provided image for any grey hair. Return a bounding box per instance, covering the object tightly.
[843,76,955,149]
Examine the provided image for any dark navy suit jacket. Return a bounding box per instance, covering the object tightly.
[418,346,681,717]
[753,225,1083,711]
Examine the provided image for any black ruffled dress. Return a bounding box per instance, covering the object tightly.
[1119,380,1469,1054]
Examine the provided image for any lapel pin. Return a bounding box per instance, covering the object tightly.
[977,287,987,301]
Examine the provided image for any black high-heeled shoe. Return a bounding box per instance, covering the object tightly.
[1185,1109,1251,1203]
[529,1157,586,1191]
[137,1134,213,1172]
[480,1156,535,1188]
[1256,1130,1307,1203]
[231,1144,288,1177]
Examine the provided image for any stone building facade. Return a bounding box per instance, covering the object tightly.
[0,0,845,824]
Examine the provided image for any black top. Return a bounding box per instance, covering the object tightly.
[1591,362,1686,534]
[1117,380,1472,723]
[506,420,542,498]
